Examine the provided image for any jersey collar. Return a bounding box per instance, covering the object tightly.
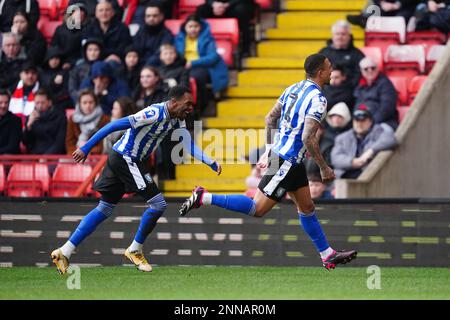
[305,79,321,90]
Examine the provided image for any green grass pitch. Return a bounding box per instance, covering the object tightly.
[0,266,449,299]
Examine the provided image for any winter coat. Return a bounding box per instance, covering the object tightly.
[354,73,398,130]
[0,0,40,32]
[0,111,22,154]
[66,113,110,155]
[331,123,398,178]
[174,19,229,93]
[22,107,67,154]
[157,56,190,90]
[51,20,88,67]
[20,27,47,65]
[133,84,167,110]
[133,23,174,66]
[323,79,356,111]
[0,51,25,90]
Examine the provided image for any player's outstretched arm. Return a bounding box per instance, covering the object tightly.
[180,129,222,175]
[73,117,132,162]
[301,118,335,183]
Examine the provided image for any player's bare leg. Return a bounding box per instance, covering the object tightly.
[288,186,357,270]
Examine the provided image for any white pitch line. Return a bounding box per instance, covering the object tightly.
[229,234,243,241]
[56,231,71,238]
[61,215,84,222]
[112,248,126,255]
[178,217,204,224]
[228,250,243,257]
[1,214,42,221]
[0,246,13,253]
[157,232,171,240]
[114,216,141,223]
[36,263,49,267]
[199,250,221,256]
[212,233,226,241]
[178,233,192,240]
[178,249,192,256]
[0,262,13,267]
[150,249,168,255]
[194,233,208,240]
[110,232,124,239]
[0,230,42,238]
[218,218,243,224]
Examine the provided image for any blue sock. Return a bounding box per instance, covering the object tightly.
[211,194,256,216]
[134,208,164,244]
[69,201,115,246]
[299,211,330,252]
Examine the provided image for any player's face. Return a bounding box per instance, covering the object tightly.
[173,93,194,119]
[320,59,332,85]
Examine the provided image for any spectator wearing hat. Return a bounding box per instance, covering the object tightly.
[51,1,90,69]
[331,107,398,179]
[133,2,174,66]
[0,0,40,32]
[83,0,132,63]
[79,60,130,115]
[10,10,47,65]
[0,89,22,154]
[116,46,142,90]
[0,32,26,90]
[39,47,73,111]
[22,88,67,154]
[323,65,356,111]
[8,61,40,120]
[319,20,365,87]
[68,38,104,104]
[354,57,398,130]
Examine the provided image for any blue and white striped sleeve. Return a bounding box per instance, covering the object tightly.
[128,106,161,129]
[305,94,327,123]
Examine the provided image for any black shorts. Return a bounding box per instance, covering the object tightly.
[93,150,160,203]
[258,151,309,202]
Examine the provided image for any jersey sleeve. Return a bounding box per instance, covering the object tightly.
[277,87,289,105]
[305,93,327,122]
[128,106,161,129]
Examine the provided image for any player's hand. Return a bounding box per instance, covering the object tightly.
[212,161,222,175]
[320,166,335,183]
[256,150,269,170]
[72,148,87,163]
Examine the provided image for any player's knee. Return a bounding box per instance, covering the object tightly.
[299,201,315,214]
[147,193,167,213]
[96,200,116,218]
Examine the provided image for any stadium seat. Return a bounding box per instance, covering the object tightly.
[66,108,75,120]
[365,16,406,55]
[384,45,426,79]
[397,106,409,123]
[50,164,92,197]
[39,0,59,20]
[255,0,273,10]
[0,164,4,195]
[164,19,183,35]
[360,46,383,71]
[205,18,239,47]
[406,30,447,47]
[6,164,50,197]
[39,20,62,44]
[189,77,197,105]
[388,76,409,106]
[178,0,205,19]
[426,45,446,73]
[407,75,427,104]
[215,39,234,67]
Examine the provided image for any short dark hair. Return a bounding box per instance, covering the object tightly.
[332,64,347,77]
[78,88,98,105]
[114,96,137,116]
[181,14,202,33]
[145,1,163,13]
[168,85,191,100]
[0,88,11,100]
[304,53,327,77]
[34,88,51,100]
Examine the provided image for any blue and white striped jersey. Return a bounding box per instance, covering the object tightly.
[271,79,327,164]
[113,102,185,161]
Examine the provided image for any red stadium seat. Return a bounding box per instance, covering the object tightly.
[39,0,59,20]
[206,18,239,47]
[6,164,50,197]
[426,44,446,73]
[164,19,183,35]
[215,39,234,67]
[39,20,62,44]
[397,106,409,123]
[407,75,427,104]
[0,164,5,194]
[365,16,406,55]
[406,30,447,47]
[50,164,92,197]
[384,45,425,79]
[360,46,383,71]
[189,77,197,105]
[255,0,273,10]
[388,76,409,106]
[178,0,205,19]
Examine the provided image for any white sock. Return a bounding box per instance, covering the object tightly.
[60,241,76,259]
[129,240,143,253]
[202,193,212,205]
[320,247,335,260]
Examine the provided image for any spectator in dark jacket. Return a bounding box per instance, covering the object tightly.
[68,37,103,103]
[83,0,132,63]
[196,0,256,56]
[51,1,90,69]
[354,57,399,130]
[80,61,131,115]
[414,0,450,34]
[0,0,40,32]
[331,107,397,179]
[133,66,166,110]
[0,89,22,154]
[133,2,174,66]
[0,32,25,90]
[22,88,67,154]
[39,47,73,111]
[10,11,47,65]
[157,43,189,90]
[319,20,365,87]
[116,45,141,90]
[323,65,355,111]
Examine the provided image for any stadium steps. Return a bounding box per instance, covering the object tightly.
[165,1,365,196]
